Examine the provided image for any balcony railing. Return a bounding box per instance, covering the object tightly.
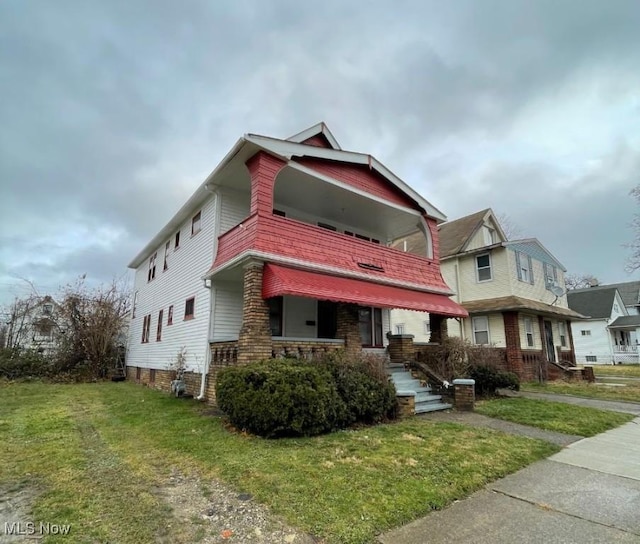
[213,213,449,291]
[614,345,638,353]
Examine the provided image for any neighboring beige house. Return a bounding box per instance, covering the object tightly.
[392,209,584,381]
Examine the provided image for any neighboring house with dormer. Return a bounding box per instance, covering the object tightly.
[126,123,467,402]
[568,286,640,364]
[392,209,584,381]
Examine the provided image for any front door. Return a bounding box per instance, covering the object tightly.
[544,320,555,362]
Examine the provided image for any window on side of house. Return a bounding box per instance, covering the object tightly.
[156,309,163,341]
[132,291,138,318]
[141,314,151,343]
[267,297,283,336]
[581,330,591,336]
[424,320,431,335]
[544,263,558,289]
[184,297,195,320]
[174,230,181,250]
[167,305,173,325]
[472,316,490,345]
[559,321,567,347]
[148,252,157,282]
[395,323,405,335]
[476,254,492,282]
[524,317,534,348]
[42,303,53,316]
[163,241,170,271]
[191,211,202,236]
[516,251,534,284]
[586,355,597,362]
[359,307,383,347]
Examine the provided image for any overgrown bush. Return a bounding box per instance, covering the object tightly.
[216,354,397,437]
[469,365,520,397]
[216,359,347,437]
[0,348,52,380]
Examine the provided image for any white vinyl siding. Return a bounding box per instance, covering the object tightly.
[570,319,613,364]
[210,281,243,340]
[219,189,250,235]
[127,196,217,372]
[389,309,432,342]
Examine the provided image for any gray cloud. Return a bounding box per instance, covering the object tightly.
[1,0,640,303]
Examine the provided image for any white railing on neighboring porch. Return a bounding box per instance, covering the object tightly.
[614,345,638,353]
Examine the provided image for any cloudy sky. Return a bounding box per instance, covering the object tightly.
[1,0,639,305]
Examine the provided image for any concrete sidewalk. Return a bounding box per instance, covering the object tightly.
[378,418,640,543]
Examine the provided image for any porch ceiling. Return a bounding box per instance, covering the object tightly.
[274,167,423,241]
[462,296,586,319]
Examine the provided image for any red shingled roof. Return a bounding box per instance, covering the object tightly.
[262,264,468,317]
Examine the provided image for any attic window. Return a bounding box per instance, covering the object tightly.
[483,226,496,245]
[42,304,53,315]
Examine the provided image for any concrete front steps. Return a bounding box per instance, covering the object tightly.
[387,363,452,414]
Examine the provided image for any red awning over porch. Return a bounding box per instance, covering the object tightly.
[262,264,468,317]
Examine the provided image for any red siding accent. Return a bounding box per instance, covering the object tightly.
[212,214,452,293]
[294,157,418,209]
[301,134,333,148]
[263,264,467,316]
[246,152,287,216]
[426,216,440,262]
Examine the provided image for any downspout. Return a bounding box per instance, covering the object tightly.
[197,186,221,401]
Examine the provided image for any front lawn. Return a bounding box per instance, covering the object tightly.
[592,364,640,378]
[476,397,634,437]
[522,380,640,403]
[0,381,558,544]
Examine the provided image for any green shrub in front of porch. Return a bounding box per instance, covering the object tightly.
[216,356,396,437]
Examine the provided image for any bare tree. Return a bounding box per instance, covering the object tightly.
[565,273,601,290]
[496,212,523,240]
[56,276,130,379]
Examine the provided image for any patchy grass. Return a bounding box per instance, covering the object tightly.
[522,380,640,403]
[0,382,558,544]
[476,397,634,437]
[592,364,640,378]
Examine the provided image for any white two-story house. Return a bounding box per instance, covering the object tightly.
[126,123,466,401]
[392,209,584,381]
[568,285,640,364]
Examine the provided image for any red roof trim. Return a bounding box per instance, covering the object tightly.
[262,264,468,317]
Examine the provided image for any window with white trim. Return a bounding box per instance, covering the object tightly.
[147,252,157,282]
[476,254,492,282]
[524,317,534,347]
[544,262,558,289]
[559,321,567,347]
[424,320,431,335]
[359,307,383,347]
[483,226,495,246]
[581,330,591,336]
[472,316,490,345]
[586,355,597,362]
[516,251,534,284]
[132,291,138,318]
[184,297,195,320]
[191,211,201,236]
[163,241,170,271]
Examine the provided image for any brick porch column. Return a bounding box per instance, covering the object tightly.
[503,311,524,378]
[237,261,272,364]
[429,314,448,344]
[387,334,415,364]
[336,303,361,357]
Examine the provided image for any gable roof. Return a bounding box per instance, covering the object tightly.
[129,123,446,268]
[438,208,492,258]
[567,287,618,319]
[589,281,640,307]
[243,132,446,222]
[503,239,566,271]
[286,122,342,150]
[609,315,640,328]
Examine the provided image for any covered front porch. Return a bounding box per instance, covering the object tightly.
[207,260,467,368]
[608,316,640,364]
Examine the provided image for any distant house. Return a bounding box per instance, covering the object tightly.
[391,209,584,381]
[5,295,62,355]
[568,285,640,364]
[126,122,467,402]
